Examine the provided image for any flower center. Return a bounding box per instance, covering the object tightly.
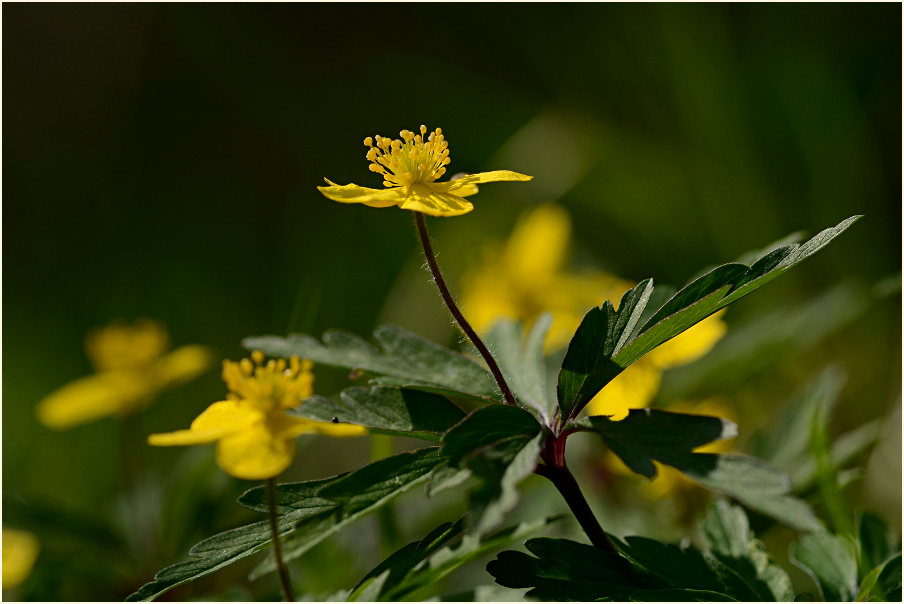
[364,125,451,189]
[222,351,314,413]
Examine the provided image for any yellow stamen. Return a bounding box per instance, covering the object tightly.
[364,124,451,189]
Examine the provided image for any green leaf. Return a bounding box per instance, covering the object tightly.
[296,388,464,441]
[244,324,501,403]
[628,588,739,601]
[351,516,559,601]
[487,537,655,601]
[128,449,445,600]
[240,448,446,579]
[856,552,902,602]
[570,409,737,479]
[440,405,543,534]
[571,410,824,532]
[482,313,554,423]
[790,533,859,601]
[858,513,897,579]
[557,216,860,421]
[126,476,339,601]
[701,500,794,601]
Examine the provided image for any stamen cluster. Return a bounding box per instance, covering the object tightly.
[222,351,314,412]
[364,125,451,188]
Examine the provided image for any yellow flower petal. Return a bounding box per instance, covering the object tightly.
[317,179,405,208]
[585,359,662,420]
[2,529,39,589]
[154,345,213,388]
[147,400,260,446]
[36,372,153,430]
[215,423,296,480]
[279,414,367,438]
[399,185,474,217]
[451,170,533,186]
[646,311,727,369]
[503,204,572,281]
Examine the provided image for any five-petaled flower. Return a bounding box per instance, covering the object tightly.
[317,125,532,217]
[148,352,365,480]
[36,319,212,430]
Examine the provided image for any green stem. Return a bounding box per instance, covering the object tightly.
[267,478,295,602]
[413,211,517,406]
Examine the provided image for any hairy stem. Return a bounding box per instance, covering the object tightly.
[267,478,296,602]
[413,211,517,406]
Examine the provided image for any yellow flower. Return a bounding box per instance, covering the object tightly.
[2,528,39,589]
[317,125,532,217]
[148,352,365,480]
[36,319,213,430]
[460,203,726,419]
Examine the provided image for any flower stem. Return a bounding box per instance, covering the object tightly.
[413,211,517,406]
[536,435,632,574]
[266,478,295,602]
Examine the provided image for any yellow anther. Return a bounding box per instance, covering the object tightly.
[363,137,373,147]
[251,350,265,365]
[419,124,427,135]
[240,358,253,374]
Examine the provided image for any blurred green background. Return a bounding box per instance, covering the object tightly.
[3,3,900,601]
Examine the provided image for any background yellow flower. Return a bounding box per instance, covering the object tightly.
[2,528,39,589]
[35,319,213,430]
[460,203,727,418]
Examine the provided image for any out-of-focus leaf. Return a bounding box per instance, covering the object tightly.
[661,283,868,399]
[570,411,824,532]
[628,588,738,601]
[127,449,445,600]
[296,388,464,441]
[858,513,897,580]
[701,500,794,601]
[856,552,902,602]
[244,324,501,403]
[441,405,543,534]
[482,313,554,423]
[351,516,559,601]
[556,217,860,421]
[790,533,859,601]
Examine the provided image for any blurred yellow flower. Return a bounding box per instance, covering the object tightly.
[460,203,726,419]
[149,352,365,480]
[318,125,531,217]
[36,319,213,430]
[2,528,39,589]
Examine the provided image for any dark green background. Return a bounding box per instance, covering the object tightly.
[3,4,900,600]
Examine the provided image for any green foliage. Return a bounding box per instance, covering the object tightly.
[440,405,543,534]
[790,533,859,601]
[482,312,554,422]
[557,216,860,422]
[244,325,502,404]
[297,388,464,441]
[857,553,902,602]
[571,410,824,532]
[349,516,559,601]
[858,513,898,580]
[128,449,444,601]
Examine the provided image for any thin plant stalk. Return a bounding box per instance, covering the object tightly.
[413,211,517,406]
[267,478,296,602]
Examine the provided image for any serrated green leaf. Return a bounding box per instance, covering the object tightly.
[352,516,559,601]
[126,476,339,601]
[244,324,502,404]
[482,313,554,423]
[296,388,464,441]
[487,537,653,601]
[571,411,824,532]
[556,216,860,421]
[570,409,737,479]
[790,533,859,601]
[241,448,445,579]
[701,500,795,601]
[858,513,897,580]
[440,405,543,534]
